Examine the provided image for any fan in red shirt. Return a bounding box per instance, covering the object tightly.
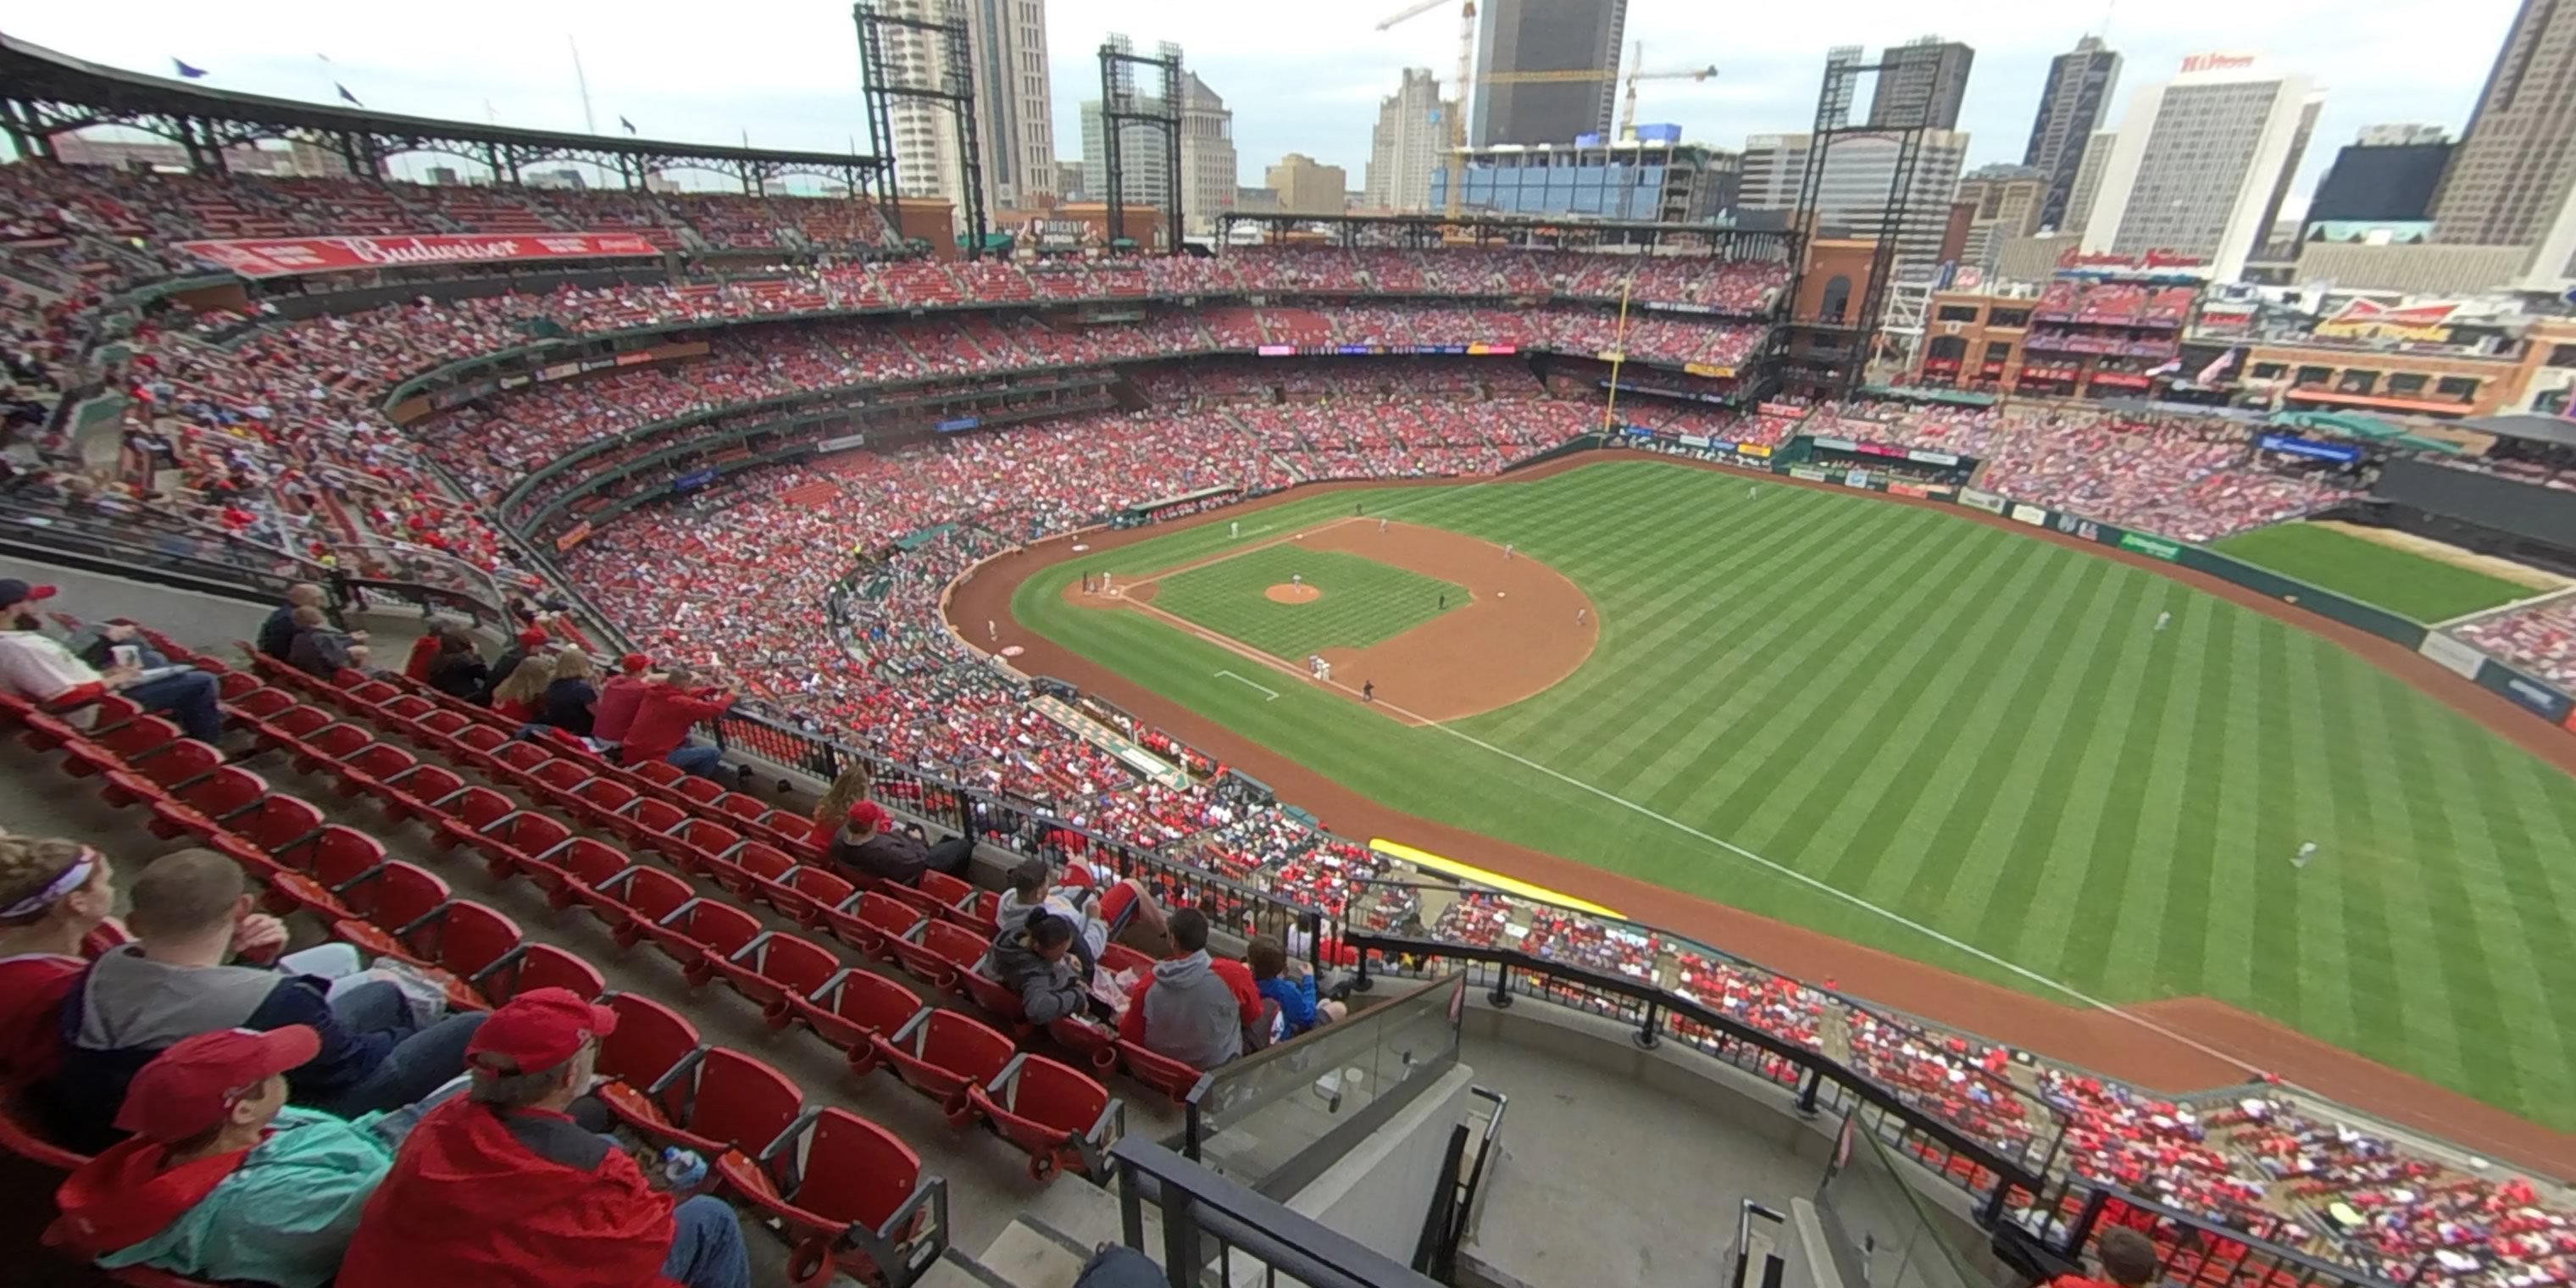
[620,664,736,780]
[589,653,654,747]
[0,836,125,1088]
[2052,1226,2159,1288]
[336,989,749,1288]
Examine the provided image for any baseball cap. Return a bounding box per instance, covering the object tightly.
[467,986,618,1075]
[0,579,58,609]
[846,799,891,833]
[516,628,550,648]
[618,652,651,675]
[114,1025,321,1142]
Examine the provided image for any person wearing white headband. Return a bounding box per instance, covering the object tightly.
[0,836,120,1091]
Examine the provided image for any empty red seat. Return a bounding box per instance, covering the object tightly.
[914,869,976,923]
[965,1054,1121,1182]
[529,836,631,909]
[887,918,987,993]
[375,763,466,824]
[223,686,297,728]
[264,824,386,920]
[1046,1016,1121,1074]
[593,991,705,1120]
[719,1108,945,1286]
[525,758,597,813]
[286,723,372,775]
[385,899,524,1009]
[774,865,856,931]
[329,741,417,799]
[595,865,694,941]
[715,840,795,908]
[144,764,269,842]
[1115,1040,1210,1105]
[100,738,223,808]
[61,713,181,775]
[245,703,332,753]
[474,941,608,1006]
[330,859,449,959]
[609,1045,802,1163]
[469,810,574,882]
[208,793,324,886]
[632,897,761,984]
[601,795,688,854]
[874,1010,1013,1116]
[429,786,517,851]
[569,776,641,827]
[707,930,842,1028]
[827,891,924,960]
[807,969,928,1060]
[657,818,741,880]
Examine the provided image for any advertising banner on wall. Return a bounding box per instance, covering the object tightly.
[2118,532,2182,561]
[2484,666,2573,722]
[1790,465,1831,481]
[2257,433,2363,464]
[2419,632,2490,680]
[2009,503,2049,526]
[1735,442,1774,458]
[2051,511,2103,542]
[180,231,663,278]
[1957,488,2006,514]
[1844,470,1872,488]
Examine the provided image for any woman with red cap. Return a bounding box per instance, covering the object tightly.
[336,988,748,1288]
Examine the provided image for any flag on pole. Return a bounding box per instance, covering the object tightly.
[172,58,209,80]
[2144,357,2184,378]
[2196,347,2240,386]
[336,83,364,107]
[620,116,637,135]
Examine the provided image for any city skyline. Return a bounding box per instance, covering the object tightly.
[0,0,2512,218]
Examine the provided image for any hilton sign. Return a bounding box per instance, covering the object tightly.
[2179,53,2258,73]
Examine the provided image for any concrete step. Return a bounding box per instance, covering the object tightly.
[973,1216,1096,1288]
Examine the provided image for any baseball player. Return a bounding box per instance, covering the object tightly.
[1503,543,1515,560]
[986,619,997,642]
[1361,680,1375,702]
[2294,841,2318,869]
[1230,520,1239,538]
[1292,573,1303,588]
[1379,517,1388,533]
[2156,611,2172,632]
[1576,608,1588,626]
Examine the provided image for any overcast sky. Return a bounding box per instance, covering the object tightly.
[5,0,2513,213]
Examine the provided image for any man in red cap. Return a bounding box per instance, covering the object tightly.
[337,988,749,1288]
[590,652,655,749]
[52,1025,412,1288]
[825,797,975,887]
[479,625,552,705]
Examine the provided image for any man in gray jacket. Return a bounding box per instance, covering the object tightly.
[1117,909,1267,1069]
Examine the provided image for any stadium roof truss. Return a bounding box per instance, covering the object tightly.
[0,34,887,193]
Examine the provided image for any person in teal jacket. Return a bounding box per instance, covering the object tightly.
[1247,936,1346,1037]
[49,1024,438,1288]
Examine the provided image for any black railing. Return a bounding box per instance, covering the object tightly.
[2038,1185,2404,1288]
[1113,1137,1448,1288]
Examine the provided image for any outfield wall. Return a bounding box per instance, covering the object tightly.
[1618,436,2576,743]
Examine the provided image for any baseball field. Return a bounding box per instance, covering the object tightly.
[1005,458,2576,1129]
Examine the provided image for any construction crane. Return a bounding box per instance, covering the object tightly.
[1377,0,1610,215]
[1617,41,1718,141]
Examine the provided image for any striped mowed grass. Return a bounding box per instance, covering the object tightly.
[1013,459,2576,1126]
[1147,544,1467,657]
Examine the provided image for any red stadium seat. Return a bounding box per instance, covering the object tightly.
[632,897,762,984]
[472,941,608,1006]
[825,890,925,961]
[886,917,987,993]
[594,865,695,941]
[872,1010,1013,1116]
[467,809,575,881]
[719,1108,945,1287]
[528,836,632,909]
[262,824,386,920]
[965,1054,1121,1182]
[144,764,269,842]
[804,969,928,1061]
[428,786,517,852]
[609,1045,802,1163]
[708,930,843,1029]
[1115,1040,1211,1105]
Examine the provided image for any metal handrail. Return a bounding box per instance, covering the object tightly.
[1113,1137,1447,1288]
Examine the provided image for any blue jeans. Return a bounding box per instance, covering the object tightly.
[667,742,725,780]
[308,982,486,1119]
[125,668,221,743]
[663,1195,751,1288]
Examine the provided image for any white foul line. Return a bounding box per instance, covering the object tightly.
[1297,675,2264,1076]
[1214,669,1280,701]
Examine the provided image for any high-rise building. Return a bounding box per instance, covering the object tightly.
[1866,36,1974,130]
[2022,36,2120,231]
[1266,153,1349,215]
[2080,54,2319,280]
[2062,130,2117,234]
[870,0,963,219]
[1052,160,1085,202]
[1079,99,1167,209]
[1430,138,1735,222]
[961,0,1054,208]
[2430,0,2576,286]
[1739,129,1972,270]
[1178,71,1237,236]
[1957,164,2049,239]
[1822,46,1863,128]
[2307,127,2451,225]
[1468,0,1628,146]
[1365,68,1446,212]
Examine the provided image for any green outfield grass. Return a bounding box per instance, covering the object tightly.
[1147,545,1466,658]
[1015,460,2576,1126]
[2212,523,2534,622]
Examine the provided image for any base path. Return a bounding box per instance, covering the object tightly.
[947,457,2576,1175]
[1076,520,1597,723]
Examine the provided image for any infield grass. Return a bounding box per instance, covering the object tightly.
[1014,460,2576,1127]
[1148,545,1465,657]
[2212,523,2532,622]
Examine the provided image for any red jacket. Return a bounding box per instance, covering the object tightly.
[336,1098,679,1288]
[622,683,731,762]
[0,955,83,1083]
[402,636,441,681]
[591,675,651,743]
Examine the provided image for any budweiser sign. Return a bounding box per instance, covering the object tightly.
[2055,247,2209,272]
[2312,297,2462,342]
[180,231,663,279]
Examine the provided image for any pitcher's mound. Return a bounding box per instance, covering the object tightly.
[1265,583,1323,604]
